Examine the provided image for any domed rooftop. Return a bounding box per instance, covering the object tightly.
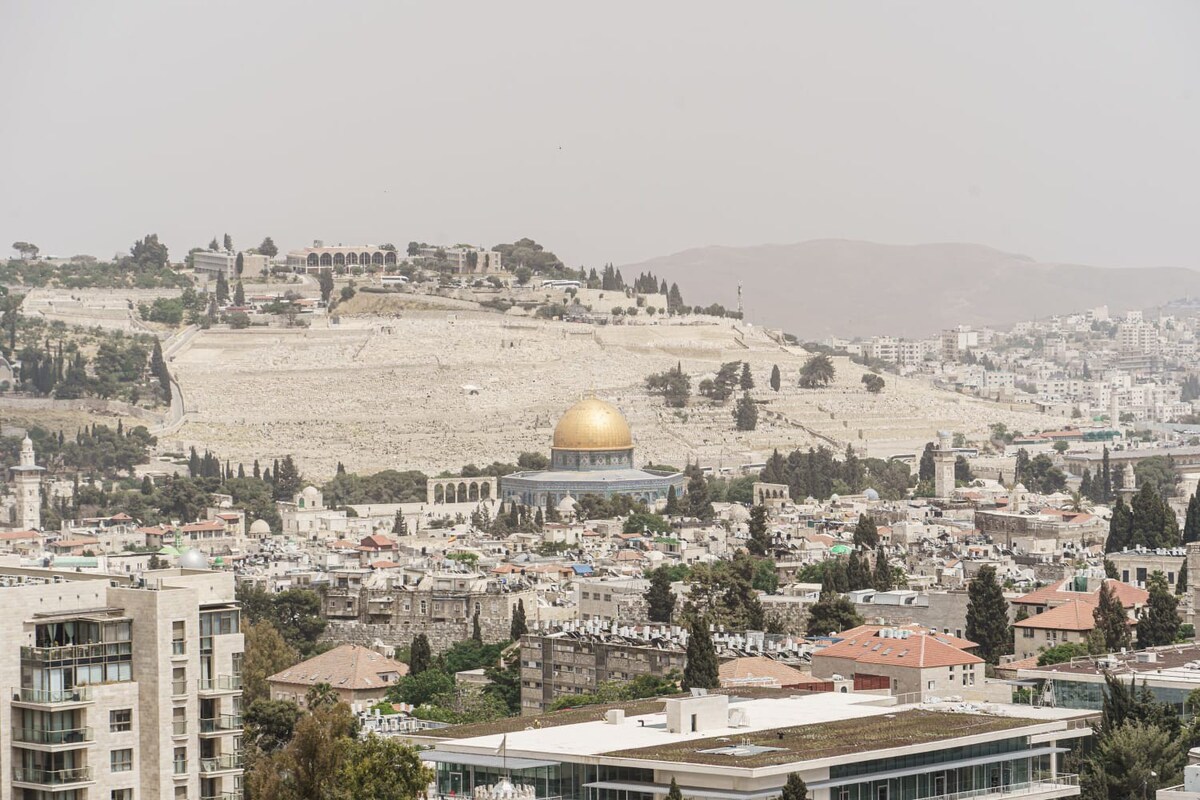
[552,397,633,451]
[249,519,271,535]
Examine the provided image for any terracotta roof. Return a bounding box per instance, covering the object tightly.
[1014,599,1104,632]
[816,631,983,669]
[0,530,41,540]
[181,521,225,532]
[268,644,409,690]
[1014,578,1146,610]
[718,656,822,688]
[359,534,395,549]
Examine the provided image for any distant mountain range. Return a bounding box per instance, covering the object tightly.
[618,240,1200,339]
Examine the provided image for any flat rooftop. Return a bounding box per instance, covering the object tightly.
[430,694,1074,765]
[611,708,1036,767]
[1019,643,1200,682]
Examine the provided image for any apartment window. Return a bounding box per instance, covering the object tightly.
[174,746,187,774]
[111,748,133,772]
[420,601,427,615]
[1023,628,1035,638]
[175,787,188,800]
[113,790,134,800]
[110,709,132,733]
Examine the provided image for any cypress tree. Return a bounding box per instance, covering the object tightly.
[872,547,894,591]
[664,484,680,515]
[646,567,676,623]
[681,618,719,690]
[472,610,482,643]
[667,778,682,800]
[781,774,809,800]
[1183,492,1200,545]
[852,513,878,549]
[846,551,871,591]
[1106,497,1133,553]
[747,505,770,555]
[510,598,528,640]
[1177,559,1188,596]
[1080,469,1095,503]
[1137,572,1179,648]
[1101,446,1112,503]
[409,634,432,675]
[739,362,754,390]
[1093,582,1132,652]
[965,565,1010,664]
[770,364,781,392]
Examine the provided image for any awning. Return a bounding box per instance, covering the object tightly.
[584,781,781,800]
[805,746,1067,789]
[422,751,561,770]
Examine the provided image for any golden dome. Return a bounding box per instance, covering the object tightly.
[552,397,633,451]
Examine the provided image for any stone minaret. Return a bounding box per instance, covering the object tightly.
[11,435,44,530]
[934,430,957,499]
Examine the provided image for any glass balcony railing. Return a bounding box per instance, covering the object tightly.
[13,727,93,745]
[201,793,241,800]
[12,766,93,785]
[22,642,133,663]
[197,675,242,693]
[174,759,188,775]
[199,714,244,733]
[16,687,93,704]
[199,753,244,773]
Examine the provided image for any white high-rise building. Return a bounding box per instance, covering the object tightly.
[0,565,244,800]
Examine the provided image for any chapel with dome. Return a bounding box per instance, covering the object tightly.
[499,397,686,508]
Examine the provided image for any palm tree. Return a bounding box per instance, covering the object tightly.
[304,682,339,709]
[1068,490,1092,513]
[799,354,835,389]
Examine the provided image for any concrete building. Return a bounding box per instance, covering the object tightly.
[413,691,1088,800]
[519,628,687,715]
[1107,548,1185,589]
[192,251,271,280]
[575,577,649,623]
[0,562,244,800]
[414,245,504,274]
[1019,642,1200,715]
[321,571,535,654]
[286,244,400,274]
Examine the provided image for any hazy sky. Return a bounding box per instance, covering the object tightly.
[2,1,1197,270]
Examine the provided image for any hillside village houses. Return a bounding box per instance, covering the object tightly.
[1,304,1199,800]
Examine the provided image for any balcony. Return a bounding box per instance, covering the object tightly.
[199,714,244,735]
[22,641,133,663]
[917,775,1079,800]
[13,687,93,706]
[199,753,244,774]
[201,793,242,800]
[198,675,242,695]
[13,727,94,748]
[174,759,188,776]
[12,766,94,787]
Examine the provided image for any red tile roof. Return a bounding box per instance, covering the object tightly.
[816,631,983,669]
[1014,598,1106,632]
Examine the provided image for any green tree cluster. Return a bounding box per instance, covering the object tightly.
[798,354,835,388]
[1105,484,1180,552]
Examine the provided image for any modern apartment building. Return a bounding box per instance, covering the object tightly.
[0,565,244,800]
